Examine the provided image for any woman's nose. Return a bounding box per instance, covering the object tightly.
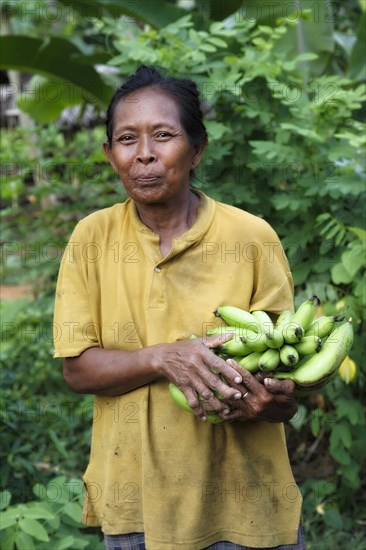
[136,138,156,164]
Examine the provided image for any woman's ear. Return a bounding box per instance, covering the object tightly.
[191,140,207,170]
[103,141,117,173]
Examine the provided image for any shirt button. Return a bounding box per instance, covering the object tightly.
[154,266,161,273]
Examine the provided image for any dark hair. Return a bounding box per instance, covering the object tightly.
[105,65,208,148]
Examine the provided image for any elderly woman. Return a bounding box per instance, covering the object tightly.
[53,65,305,550]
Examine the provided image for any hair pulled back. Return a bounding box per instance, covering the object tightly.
[105,65,208,149]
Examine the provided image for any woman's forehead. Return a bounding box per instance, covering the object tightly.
[113,87,182,129]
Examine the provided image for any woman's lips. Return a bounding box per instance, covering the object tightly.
[134,175,162,183]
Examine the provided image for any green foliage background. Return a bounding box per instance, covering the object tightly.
[1,1,365,548]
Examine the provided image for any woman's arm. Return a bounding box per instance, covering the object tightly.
[63,334,246,421]
[63,339,298,424]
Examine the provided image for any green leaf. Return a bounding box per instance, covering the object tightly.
[32,484,46,501]
[336,398,366,426]
[0,36,113,107]
[17,75,82,124]
[58,0,187,29]
[347,226,366,243]
[22,503,56,521]
[207,36,228,48]
[1,529,16,550]
[350,13,366,80]
[201,0,243,21]
[280,123,323,142]
[273,0,335,76]
[323,507,343,529]
[310,409,323,437]
[55,535,76,550]
[331,263,353,285]
[205,121,230,140]
[341,244,365,278]
[330,423,352,450]
[18,518,49,542]
[0,509,20,530]
[48,428,69,459]
[14,531,35,550]
[341,464,361,489]
[63,502,82,522]
[199,43,217,52]
[0,490,12,511]
[65,478,84,499]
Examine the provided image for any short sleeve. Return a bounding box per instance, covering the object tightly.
[53,223,100,358]
[249,226,294,315]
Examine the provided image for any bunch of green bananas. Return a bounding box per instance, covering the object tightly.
[169,296,354,422]
[211,296,354,394]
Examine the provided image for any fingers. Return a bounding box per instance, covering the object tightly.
[264,378,296,396]
[202,332,236,348]
[225,359,265,395]
[206,352,243,384]
[197,368,243,401]
[183,386,230,421]
[217,408,247,423]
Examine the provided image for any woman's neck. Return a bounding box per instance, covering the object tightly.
[135,190,199,238]
[135,190,200,257]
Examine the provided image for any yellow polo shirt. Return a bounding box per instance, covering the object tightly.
[53,190,302,549]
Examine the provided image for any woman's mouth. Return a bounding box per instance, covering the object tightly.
[134,175,162,184]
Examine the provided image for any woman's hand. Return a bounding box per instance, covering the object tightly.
[216,358,298,423]
[155,334,245,421]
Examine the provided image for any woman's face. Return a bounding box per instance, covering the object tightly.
[104,87,206,206]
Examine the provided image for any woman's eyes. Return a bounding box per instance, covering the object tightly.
[118,132,172,142]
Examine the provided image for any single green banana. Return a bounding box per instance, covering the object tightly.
[169,383,225,423]
[282,321,304,344]
[293,369,339,397]
[279,344,299,367]
[292,295,321,332]
[275,309,293,331]
[206,413,225,424]
[265,328,284,349]
[292,367,336,391]
[275,309,303,344]
[251,310,274,333]
[252,310,286,349]
[304,313,345,339]
[274,319,354,387]
[169,383,193,413]
[258,348,280,372]
[214,306,262,333]
[294,335,322,355]
[239,331,268,352]
[206,326,245,337]
[219,337,253,356]
[238,352,262,373]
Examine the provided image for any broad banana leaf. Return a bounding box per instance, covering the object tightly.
[349,12,366,80]
[195,0,243,21]
[195,0,335,75]
[57,0,186,29]
[16,75,84,124]
[0,35,114,106]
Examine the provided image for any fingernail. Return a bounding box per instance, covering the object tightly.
[234,375,242,383]
[234,392,242,400]
[201,416,207,421]
[264,377,275,386]
[223,408,230,415]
